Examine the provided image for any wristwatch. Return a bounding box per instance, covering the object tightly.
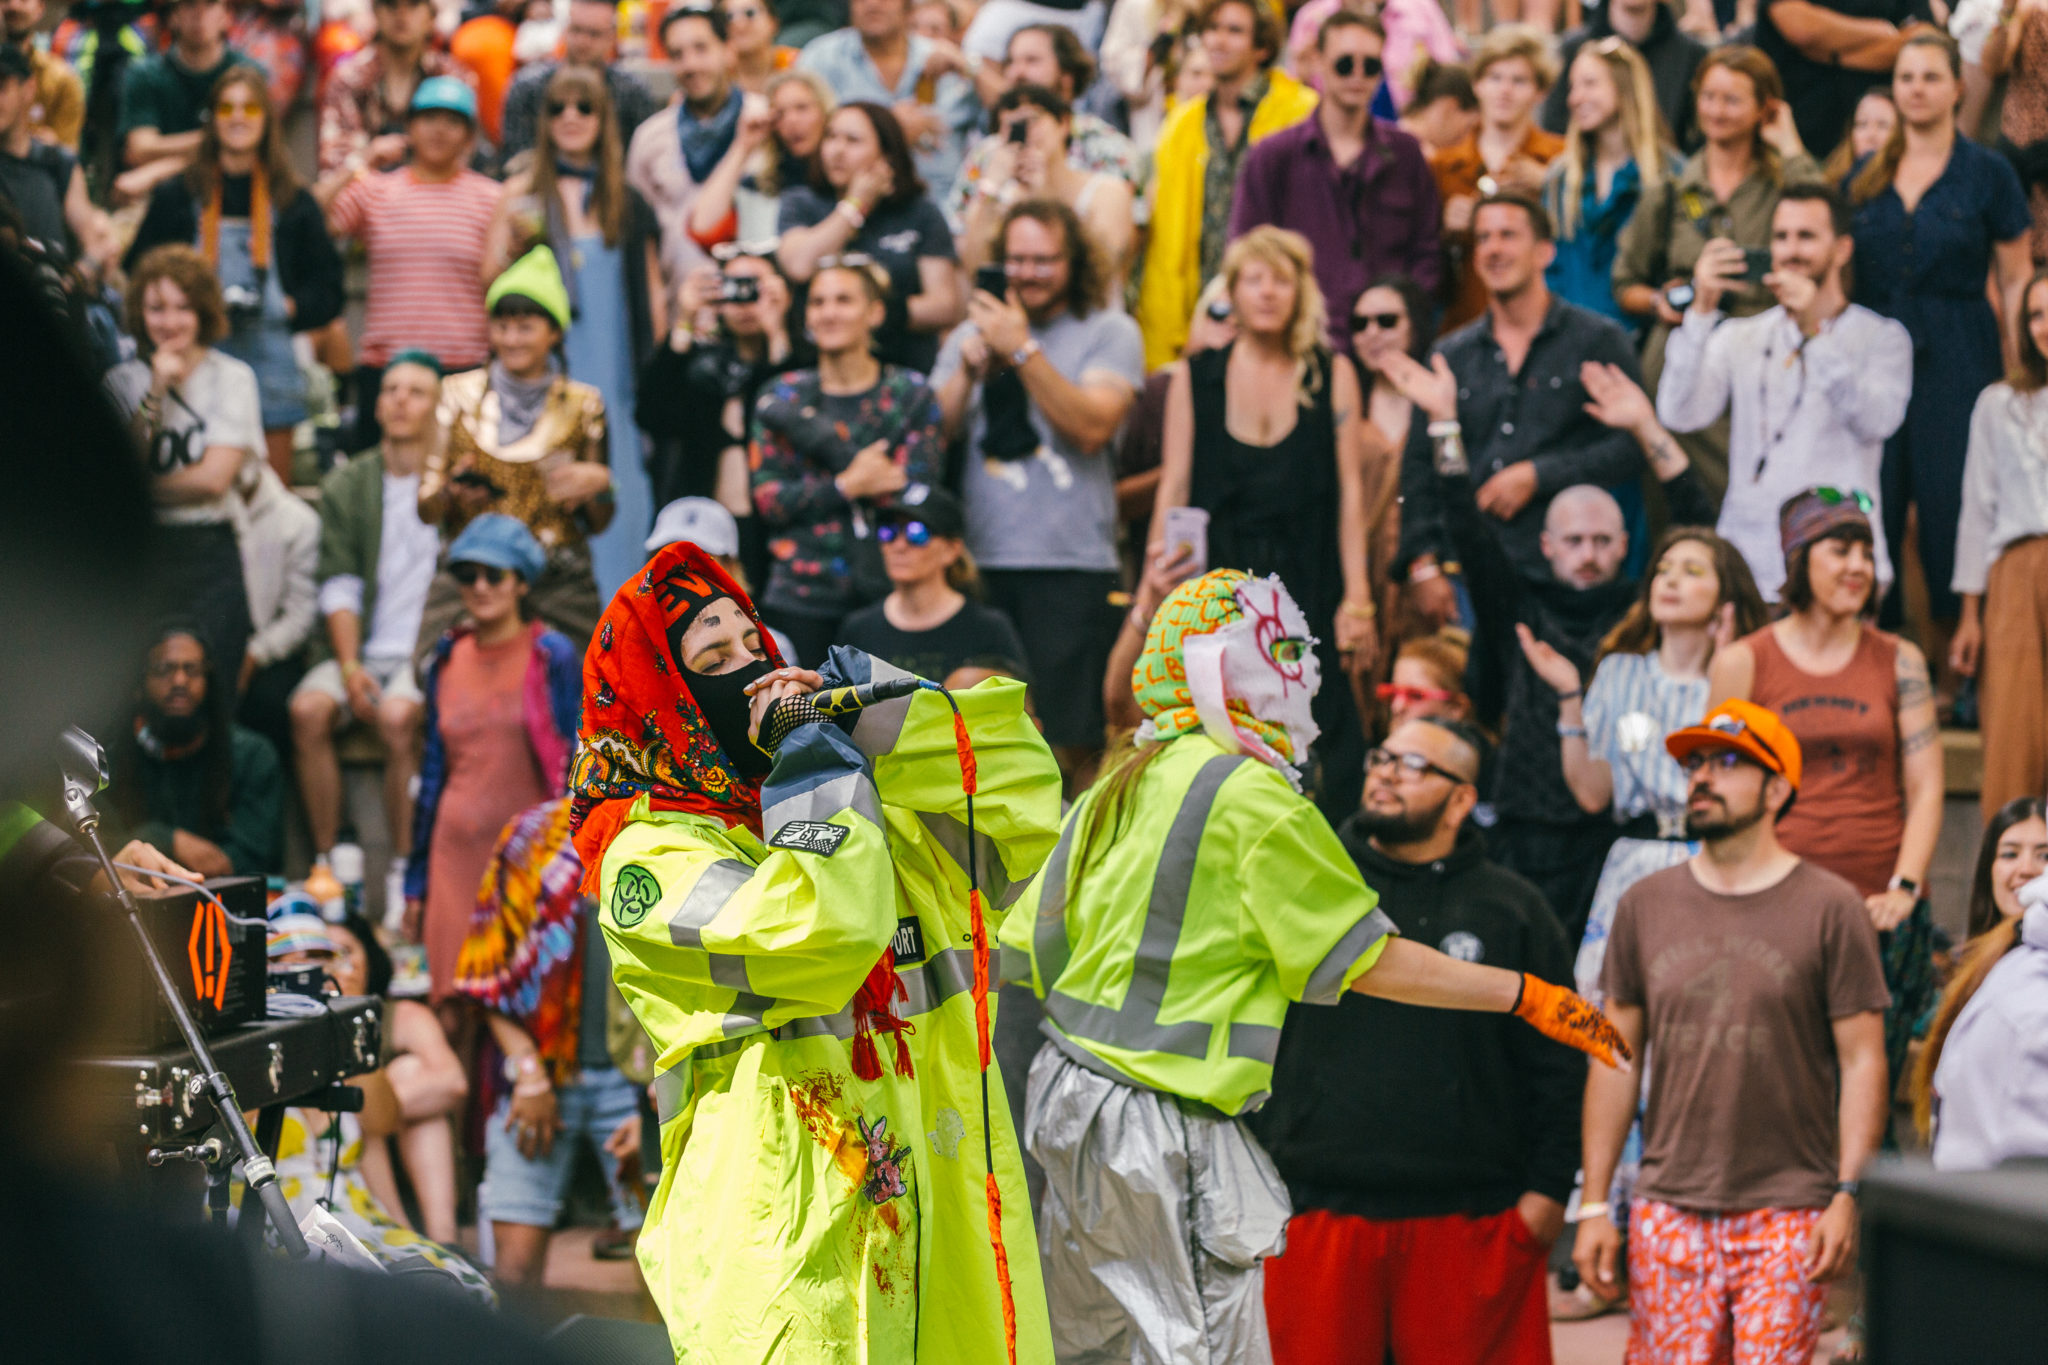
[1888,875,1921,897]
[1011,338,1042,368]
[1836,1180,1861,1200]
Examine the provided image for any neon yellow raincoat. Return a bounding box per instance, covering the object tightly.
[594,645,1061,1363]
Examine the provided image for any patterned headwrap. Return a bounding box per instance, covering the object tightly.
[1130,568,1322,787]
[567,543,787,893]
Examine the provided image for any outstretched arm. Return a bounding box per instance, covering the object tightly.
[1354,938,1633,1070]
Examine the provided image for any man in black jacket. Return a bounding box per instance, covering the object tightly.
[1252,716,1582,1365]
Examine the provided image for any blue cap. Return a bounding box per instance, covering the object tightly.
[410,75,478,124]
[448,513,546,583]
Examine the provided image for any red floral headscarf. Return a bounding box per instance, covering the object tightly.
[567,543,786,893]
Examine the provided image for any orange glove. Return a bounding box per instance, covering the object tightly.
[1513,974,1633,1071]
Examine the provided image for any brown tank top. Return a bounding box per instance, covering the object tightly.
[1746,624,1903,897]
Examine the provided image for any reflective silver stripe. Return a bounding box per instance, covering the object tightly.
[778,945,979,1040]
[668,859,752,948]
[651,1065,687,1125]
[1300,907,1398,1005]
[918,809,1019,909]
[850,656,916,758]
[997,943,1032,987]
[761,769,883,842]
[1030,811,1084,991]
[1226,1022,1281,1065]
[1044,755,1246,1061]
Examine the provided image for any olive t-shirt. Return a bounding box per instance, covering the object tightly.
[1602,859,1891,1213]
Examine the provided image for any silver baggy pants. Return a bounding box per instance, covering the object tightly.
[1024,1042,1292,1365]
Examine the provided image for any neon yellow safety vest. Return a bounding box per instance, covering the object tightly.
[599,672,1062,1364]
[999,732,1396,1116]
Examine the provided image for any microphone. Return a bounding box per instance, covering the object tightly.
[756,675,934,752]
[807,674,932,717]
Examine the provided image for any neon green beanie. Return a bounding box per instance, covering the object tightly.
[487,245,572,332]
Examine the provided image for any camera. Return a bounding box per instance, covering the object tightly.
[1007,120,1030,145]
[1205,298,1232,323]
[974,263,1010,299]
[719,274,761,305]
[221,282,262,322]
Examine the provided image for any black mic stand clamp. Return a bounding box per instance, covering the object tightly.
[59,725,309,1258]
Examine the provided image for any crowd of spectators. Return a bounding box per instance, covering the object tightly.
[13,0,2048,1353]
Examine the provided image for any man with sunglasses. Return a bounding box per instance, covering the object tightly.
[1255,717,1582,1365]
[1229,10,1441,353]
[1575,699,1891,1363]
[1657,183,1908,603]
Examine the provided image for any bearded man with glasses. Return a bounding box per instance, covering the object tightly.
[1230,9,1442,353]
[1573,698,1891,1364]
[1251,715,1584,1365]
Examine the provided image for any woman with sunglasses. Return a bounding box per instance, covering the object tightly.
[776,102,964,373]
[406,513,581,1011]
[1519,527,1767,1003]
[838,487,1028,682]
[1542,39,1677,331]
[957,84,1136,291]
[1344,274,1445,639]
[485,66,662,599]
[749,257,942,664]
[127,68,344,484]
[1710,487,1944,1124]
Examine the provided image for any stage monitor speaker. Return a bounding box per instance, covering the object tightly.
[1861,1157,2048,1364]
[544,1314,672,1365]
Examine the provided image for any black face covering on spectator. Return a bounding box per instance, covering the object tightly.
[980,367,1041,461]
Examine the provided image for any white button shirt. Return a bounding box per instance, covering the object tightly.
[1656,303,1912,601]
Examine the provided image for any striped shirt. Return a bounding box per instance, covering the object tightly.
[330,167,499,370]
[1583,651,1709,826]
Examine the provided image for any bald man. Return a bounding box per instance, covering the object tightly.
[1541,485,1630,591]
[1469,481,1643,946]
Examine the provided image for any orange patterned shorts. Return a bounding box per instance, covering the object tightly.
[1625,1198,1828,1365]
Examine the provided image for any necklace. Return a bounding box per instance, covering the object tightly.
[1751,314,1811,483]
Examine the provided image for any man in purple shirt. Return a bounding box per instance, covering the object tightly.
[1229,10,1441,352]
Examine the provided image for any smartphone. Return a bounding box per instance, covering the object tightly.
[1006,119,1030,144]
[973,263,1009,299]
[1160,506,1209,576]
[1741,248,1772,282]
[719,274,761,304]
[1205,297,1232,323]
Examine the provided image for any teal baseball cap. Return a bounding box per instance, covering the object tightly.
[409,75,478,125]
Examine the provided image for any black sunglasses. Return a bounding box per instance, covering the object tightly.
[1679,749,1752,775]
[1330,53,1384,79]
[547,99,597,118]
[451,563,512,587]
[1352,311,1404,331]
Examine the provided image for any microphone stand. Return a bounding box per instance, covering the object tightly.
[60,727,309,1258]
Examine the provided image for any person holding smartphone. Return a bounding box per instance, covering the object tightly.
[955,84,1138,291]
[1613,45,1818,500]
[936,196,1144,791]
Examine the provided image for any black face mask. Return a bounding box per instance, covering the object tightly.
[686,657,775,781]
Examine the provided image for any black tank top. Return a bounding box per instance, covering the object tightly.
[1186,343,1345,638]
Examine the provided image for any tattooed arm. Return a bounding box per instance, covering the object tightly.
[1875,639,1944,931]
